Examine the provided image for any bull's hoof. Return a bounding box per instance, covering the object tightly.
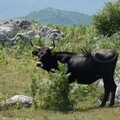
[109,103,114,107]
[99,104,105,107]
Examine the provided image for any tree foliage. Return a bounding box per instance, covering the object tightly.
[92,0,120,36]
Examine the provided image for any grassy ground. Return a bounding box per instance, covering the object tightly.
[0,106,120,120]
[0,51,120,120]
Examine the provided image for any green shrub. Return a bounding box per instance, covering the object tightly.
[69,83,103,108]
[29,69,40,109]
[92,0,120,36]
[36,63,74,111]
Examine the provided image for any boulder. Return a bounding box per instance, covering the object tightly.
[0,19,32,39]
[0,32,8,46]
[0,95,33,109]
[94,76,120,105]
[16,30,35,43]
[0,24,17,38]
[114,77,120,104]
[18,19,32,30]
[39,25,64,41]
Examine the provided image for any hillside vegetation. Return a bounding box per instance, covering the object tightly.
[0,1,120,120]
[0,23,120,119]
[24,7,91,25]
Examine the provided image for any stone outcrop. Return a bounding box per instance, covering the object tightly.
[39,25,64,41]
[0,19,63,46]
[0,19,33,46]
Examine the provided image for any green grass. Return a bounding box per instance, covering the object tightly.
[0,51,119,120]
[0,106,120,120]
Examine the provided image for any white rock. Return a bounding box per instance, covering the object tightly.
[1,95,33,108]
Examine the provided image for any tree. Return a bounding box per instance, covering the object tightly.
[92,0,120,37]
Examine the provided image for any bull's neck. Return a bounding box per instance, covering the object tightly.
[55,51,76,63]
[55,52,64,63]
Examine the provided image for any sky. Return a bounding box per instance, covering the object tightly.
[0,0,116,20]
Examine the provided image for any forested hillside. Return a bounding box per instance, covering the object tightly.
[24,7,91,25]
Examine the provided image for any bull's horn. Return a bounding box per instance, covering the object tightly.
[49,46,54,50]
[48,40,55,50]
[52,39,55,48]
[30,39,41,50]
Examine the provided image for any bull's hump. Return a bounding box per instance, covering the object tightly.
[94,49,117,61]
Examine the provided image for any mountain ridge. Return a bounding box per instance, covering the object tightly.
[24,7,91,25]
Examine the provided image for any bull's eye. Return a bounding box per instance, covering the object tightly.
[38,52,43,56]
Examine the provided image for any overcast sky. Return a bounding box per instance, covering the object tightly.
[0,0,116,20]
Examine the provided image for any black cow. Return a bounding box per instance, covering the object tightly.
[31,41,118,107]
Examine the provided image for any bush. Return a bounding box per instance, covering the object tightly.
[92,0,120,36]
[36,63,74,111]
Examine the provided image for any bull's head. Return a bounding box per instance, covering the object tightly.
[30,39,56,71]
[32,46,53,67]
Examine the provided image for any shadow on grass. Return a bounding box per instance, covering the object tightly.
[74,105,99,112]
[74,104,120,113]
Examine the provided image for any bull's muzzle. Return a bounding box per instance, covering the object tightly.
[36,62,44,67]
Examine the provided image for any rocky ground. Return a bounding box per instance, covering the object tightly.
[0,19,63,46]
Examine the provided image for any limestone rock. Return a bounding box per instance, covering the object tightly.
[39,25,64,41]
[0,95,33,108]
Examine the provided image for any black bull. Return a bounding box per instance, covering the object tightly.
[31,44,118,106]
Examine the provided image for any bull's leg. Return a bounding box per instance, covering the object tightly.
[100,79,110,107]
[109,80,117,106]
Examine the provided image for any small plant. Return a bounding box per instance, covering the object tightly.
[37,63,73,111]
[30,76,38,97]
[29,70,39,109]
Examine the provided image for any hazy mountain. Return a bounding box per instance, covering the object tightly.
[24,8,91,25]
[0,0,115,20]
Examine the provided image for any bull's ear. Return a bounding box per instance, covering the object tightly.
[32,51,39,56]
